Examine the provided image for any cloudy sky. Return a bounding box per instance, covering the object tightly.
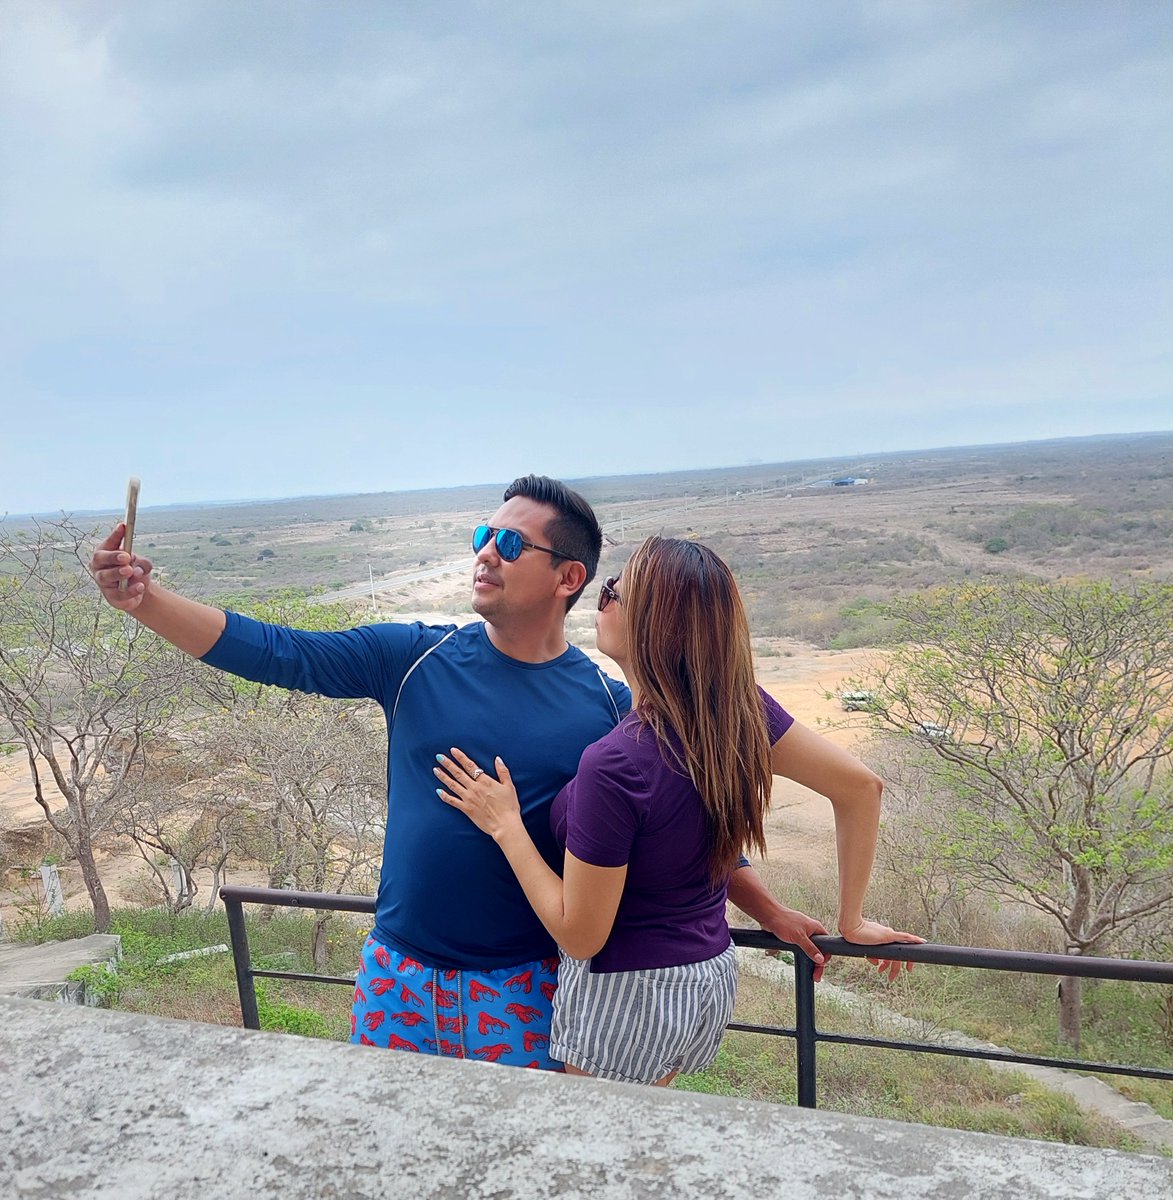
[2,1,1170,514]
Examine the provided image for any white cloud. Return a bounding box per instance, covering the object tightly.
[0,1,1169,513]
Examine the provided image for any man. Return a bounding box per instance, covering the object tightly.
[92,474,835,1068]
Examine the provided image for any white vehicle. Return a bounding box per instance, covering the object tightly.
[840,690,875,712]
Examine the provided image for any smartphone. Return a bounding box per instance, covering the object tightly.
[119,476,141,592]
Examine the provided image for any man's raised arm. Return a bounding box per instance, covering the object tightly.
[90,523,226,658]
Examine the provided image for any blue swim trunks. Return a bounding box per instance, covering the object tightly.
[349,935,561,1070]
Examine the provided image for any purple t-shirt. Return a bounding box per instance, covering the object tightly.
[549,687,793,973]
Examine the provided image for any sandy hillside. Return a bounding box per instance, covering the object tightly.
[0,751,272,924]
[753,643,880,867]
[0,752,43,827]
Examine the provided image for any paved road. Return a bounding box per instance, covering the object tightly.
[320,559,469,604]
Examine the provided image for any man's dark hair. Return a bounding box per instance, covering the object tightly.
[504,474,602,610]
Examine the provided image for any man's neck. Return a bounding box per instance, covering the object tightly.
[485,617,569,664]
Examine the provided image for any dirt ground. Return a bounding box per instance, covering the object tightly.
[754,644,877,863]
[0,638,871,928]
[0,751,272,926]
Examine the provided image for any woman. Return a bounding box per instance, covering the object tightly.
[434,536,921,1085]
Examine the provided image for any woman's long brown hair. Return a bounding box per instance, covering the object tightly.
[622,536,771,882]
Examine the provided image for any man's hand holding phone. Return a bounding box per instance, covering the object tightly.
[118,476,139,591]
[90,477,155,612]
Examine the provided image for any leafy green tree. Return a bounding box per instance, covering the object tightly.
[866,736,979,943]
[851,579,1173,1048]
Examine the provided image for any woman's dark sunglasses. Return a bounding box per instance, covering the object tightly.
[598,576,622,611]
[472,524,567,563]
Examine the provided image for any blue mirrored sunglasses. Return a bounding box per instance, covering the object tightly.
[472,524,567,563]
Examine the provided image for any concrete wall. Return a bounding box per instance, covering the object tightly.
[1,996,1170,1200]
[0,934,122,1004]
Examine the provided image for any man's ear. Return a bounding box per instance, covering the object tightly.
[556,560,588,600]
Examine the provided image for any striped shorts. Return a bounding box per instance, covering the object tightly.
[550,942,737,1084]
[350,936,561,1070]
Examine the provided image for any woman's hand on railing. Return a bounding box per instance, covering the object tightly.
[759,906,832,982]
[838,919,926,982]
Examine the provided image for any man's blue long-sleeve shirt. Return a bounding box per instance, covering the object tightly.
[203,612,629,968]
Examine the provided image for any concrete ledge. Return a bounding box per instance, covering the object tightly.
[0,934,121,1003]
[1,997,1169,1199]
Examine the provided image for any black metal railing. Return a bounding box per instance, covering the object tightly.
[219,884,1173,1108]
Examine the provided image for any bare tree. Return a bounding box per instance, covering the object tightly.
[105,585,383,944]
[0,520,199,931]
[115,741,262,914]
[197,694,387,968]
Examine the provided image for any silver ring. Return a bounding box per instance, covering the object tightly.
[471,767,484,781]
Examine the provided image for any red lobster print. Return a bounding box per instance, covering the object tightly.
[389,1010,426,1027]
[399,983,424,1008]
[478,1011,510,1036]
[523,1031,549,1053]
[540,957,559,975]
[442,969,458,981]
[438,1014,468,1034]
[353,985,367,1005]
[469,979,500,1003]
[386,1033,420,1052]
[363,1010,385,1032]
[438,1039,465,1058]
[370,977,397,997]
[373,943,391,969]
[423,981,459,1009]
[540,981,557,1003]
[503,970,532,994]
[360,1033,376,1046]
[398,955,423,975]
[504,1002,543,1024]
[474,1043,514,1062]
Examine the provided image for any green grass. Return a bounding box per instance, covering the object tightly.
[748,863,1173,1124]
[674,974,1156,1153]
[19,907,361,1041]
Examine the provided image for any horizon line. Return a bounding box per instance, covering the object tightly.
[6,428,1170,522]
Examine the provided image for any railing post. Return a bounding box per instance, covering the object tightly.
[224,894,260,1030]
[794,949,818,1108]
